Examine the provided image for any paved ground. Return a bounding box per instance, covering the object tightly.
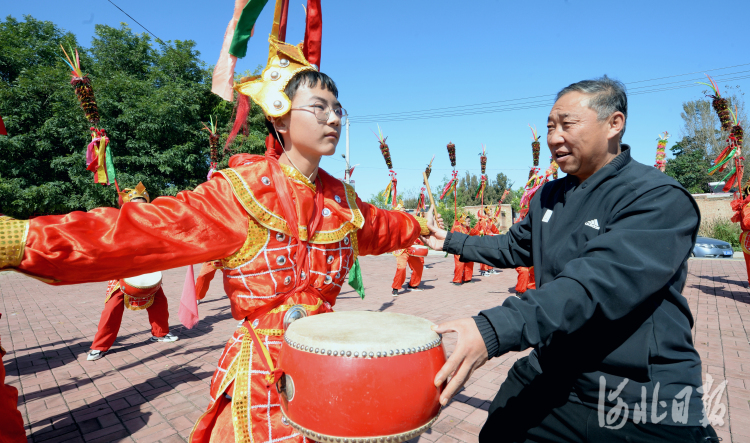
[1,256,749,442]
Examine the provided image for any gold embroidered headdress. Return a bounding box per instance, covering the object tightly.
[236,37,317,117]
[119,182,150,204]
[219,0,323,149]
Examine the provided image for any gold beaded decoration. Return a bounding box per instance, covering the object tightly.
[415,216,430,236]
[349,233,360,261]
[255,328,285,336]
[231,326,254,443]
[218,168,291,235]
[280,164,316,192]
[0,217,29,269]
[268,299,323,314]
[222,216,270,268]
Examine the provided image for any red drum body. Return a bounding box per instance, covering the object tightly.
[407,245,429,257]
[278,311,445,443]
[119,272,162,298]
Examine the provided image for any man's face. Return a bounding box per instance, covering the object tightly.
[546,91,615,182]
[277,83,342,158]
[130,198,147,204]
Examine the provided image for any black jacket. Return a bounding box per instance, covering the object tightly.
[444,146,706,425]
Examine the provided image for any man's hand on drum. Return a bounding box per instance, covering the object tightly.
[432,318,488,406]
[422,210,447,251]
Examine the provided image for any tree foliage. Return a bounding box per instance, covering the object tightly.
[0,15,267,218]
[664,136,712,194]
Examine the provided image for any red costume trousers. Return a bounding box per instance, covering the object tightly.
[91,288,170,352]
[453,255,474,283]
[515,267,536,294]
[480,263,493,272]
[1,321,26,443]
[391,254,424,289]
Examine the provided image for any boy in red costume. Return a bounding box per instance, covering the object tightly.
[86,183,178,362]
[476,208,500,277]
[451,213,478,284]
[391,203,426,296]
[0,6,438,442]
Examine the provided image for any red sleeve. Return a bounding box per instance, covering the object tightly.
[469,223,482,236]
[19,177,248,284]
[355,199,421,256]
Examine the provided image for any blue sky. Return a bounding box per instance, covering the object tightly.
[6,0,750,201]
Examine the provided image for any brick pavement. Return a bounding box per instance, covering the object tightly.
[0,256,748,442]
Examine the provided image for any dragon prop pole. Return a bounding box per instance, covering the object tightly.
[203,116,221,180]
[654,131,669,172]
[375,125,397,207]
[701,75,748,283]
[443,141,458,218]
[60,45,118,186]
[423,171,440,222]
[529,125,540,177]
[476,144,487,206]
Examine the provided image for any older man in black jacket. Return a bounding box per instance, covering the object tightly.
[422,76,719,442]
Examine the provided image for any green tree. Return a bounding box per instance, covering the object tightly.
[664,136,712,194]
[366,191,390,210]
[0,15,266,218]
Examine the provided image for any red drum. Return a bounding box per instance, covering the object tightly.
[119,271,162,298]
[407,245,429,257]
[278,311,445,443]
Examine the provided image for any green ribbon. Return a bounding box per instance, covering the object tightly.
[347,258,366,299]
[105,142,116,184]
[229,0,270,59]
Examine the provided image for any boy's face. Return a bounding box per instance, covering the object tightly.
[277,83,342,158]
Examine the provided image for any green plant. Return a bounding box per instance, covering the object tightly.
[698,217,741,248]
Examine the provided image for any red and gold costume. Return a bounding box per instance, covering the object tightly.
[391,238,425,290]
[733,195,750,285]
[475,210,500,274]
[451,214,478,283]
[91,283,170,351]
[0,155,428,443]
[90,183,172,352]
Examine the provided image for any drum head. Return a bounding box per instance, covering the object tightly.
[123,271,162,288]
[285,311,438,355]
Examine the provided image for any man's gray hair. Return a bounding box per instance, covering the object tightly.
[556,75,627,141]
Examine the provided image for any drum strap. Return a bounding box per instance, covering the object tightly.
[242,319,284,388]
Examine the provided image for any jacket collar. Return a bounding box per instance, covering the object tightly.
[566,144,631,190]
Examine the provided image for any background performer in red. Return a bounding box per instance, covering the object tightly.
[87,183,179,361]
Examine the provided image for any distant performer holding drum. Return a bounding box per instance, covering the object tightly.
[391,203,428,296]
[87,183,178,361]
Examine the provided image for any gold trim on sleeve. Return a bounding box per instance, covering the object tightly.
[0,217,29,269]
[414,216,430,236]
[222,216,270,269]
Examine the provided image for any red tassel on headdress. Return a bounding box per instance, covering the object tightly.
[265,133,284,159]
[303,0,322,68]
[225,94,251,149]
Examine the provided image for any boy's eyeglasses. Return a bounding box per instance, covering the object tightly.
[291,103,348,122]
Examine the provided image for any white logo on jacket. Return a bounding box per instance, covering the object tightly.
[585,219,600,230]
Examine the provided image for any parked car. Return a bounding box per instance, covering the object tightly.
[692,236,735,258]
